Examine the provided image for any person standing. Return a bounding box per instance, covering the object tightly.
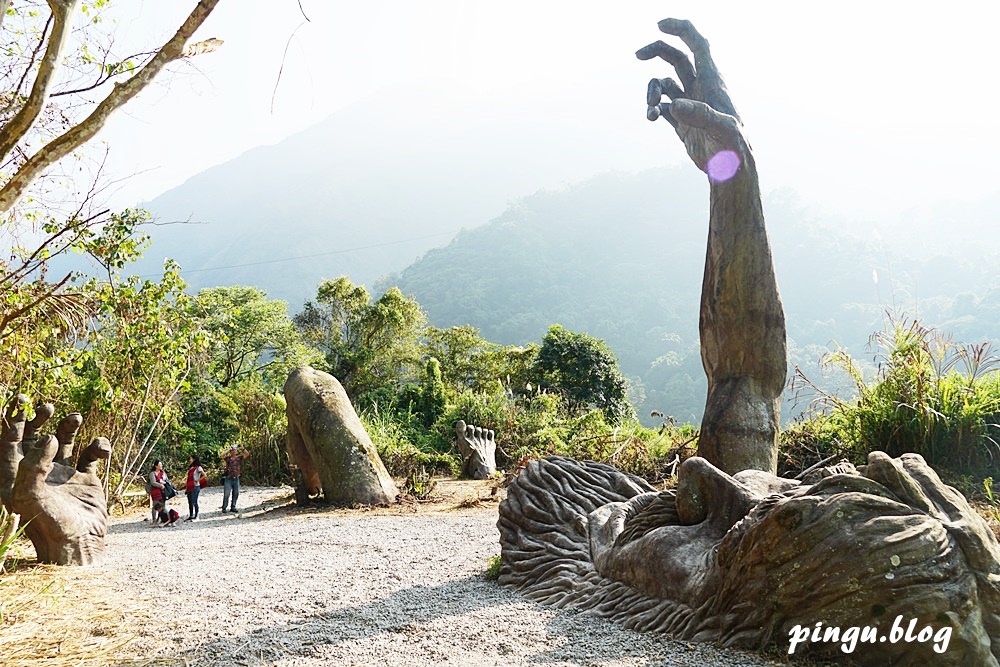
[184,454,207,521]
[221,444,249,513]
[148,460,170,523]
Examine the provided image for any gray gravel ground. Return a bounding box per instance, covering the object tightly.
[102,485,801,667]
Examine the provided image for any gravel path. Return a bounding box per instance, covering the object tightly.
[98,484,794,667]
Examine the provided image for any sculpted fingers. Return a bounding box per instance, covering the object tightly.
[55,413,83,465]
[1,394,28,449]
[643,19,738,119]
[0,395,30,505]
[646,77,686,128]
[77,437,111,474]
[19,433,59,493]
[656,19,719,83]
[647,77,685,106]
[635,40,695,91]
[864,451,934,514]
[23,403,54,447]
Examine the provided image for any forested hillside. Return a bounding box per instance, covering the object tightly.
[130,111,1000,427]
[385,167,1000,424]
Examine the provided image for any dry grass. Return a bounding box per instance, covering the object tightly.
[972,501,1000,541]
[0,560,179,667]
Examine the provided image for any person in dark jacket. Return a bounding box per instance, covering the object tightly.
[220,444,249,513]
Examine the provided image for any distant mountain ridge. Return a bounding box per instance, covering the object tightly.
[385,167,1000,423]
[132,76,664,307]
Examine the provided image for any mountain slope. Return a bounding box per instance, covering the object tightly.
[132,76,664,308]
[386,167,1000,423]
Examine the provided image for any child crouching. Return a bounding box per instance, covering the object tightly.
[152,501,180,527]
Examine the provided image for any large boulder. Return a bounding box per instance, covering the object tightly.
[283,367,398,506]
[498,453,1000,665]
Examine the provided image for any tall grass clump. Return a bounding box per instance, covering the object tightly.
[786,316,1000,475]
[1,508,26,572]
[362,404,457,478]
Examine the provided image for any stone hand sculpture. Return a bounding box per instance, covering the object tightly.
[497,453,1000,665]
[454,420,497,480]
[638,18,786,474]
[284,367,399,506]
[0,396,111,565]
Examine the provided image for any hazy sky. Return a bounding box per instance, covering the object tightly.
[99,1,1000,231]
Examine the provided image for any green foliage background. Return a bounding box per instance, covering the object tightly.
[6,176,1000,508]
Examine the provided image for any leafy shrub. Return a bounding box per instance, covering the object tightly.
[362,406,457,477]
[484,554,503,580]
[786,316,1000,476]
[400,465,437,499]
[224,378,288,484]
[0,508,27,572]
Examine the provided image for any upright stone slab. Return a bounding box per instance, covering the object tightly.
[284,367,398,506]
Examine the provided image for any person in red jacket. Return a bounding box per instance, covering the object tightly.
[148,460,172,523]
[184,454,207,521]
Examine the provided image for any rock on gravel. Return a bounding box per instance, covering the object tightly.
[101,484,794,666]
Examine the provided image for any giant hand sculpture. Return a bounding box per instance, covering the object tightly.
[638,19,786,474]
[0,396,111,565]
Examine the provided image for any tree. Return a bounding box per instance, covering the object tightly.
[0,1,223,403]
[0,0,222,216]
[70,260,205,506]
[421,325,536,395]
[189,286,307,388]
[533,324,634,424]
[638,19,787,473]
[422,325,494,391]
[293,277,426,401]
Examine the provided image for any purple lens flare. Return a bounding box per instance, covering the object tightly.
[706,150,740,182]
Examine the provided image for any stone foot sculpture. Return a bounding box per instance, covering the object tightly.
[497,453,1000,665]
[455,420,497,480]
[284,367,399,506]
[0,396,111,565]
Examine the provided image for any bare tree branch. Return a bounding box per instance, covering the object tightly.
[0,0,224,217]
[52,50,159,98]
[271,14,311,115]
[0,0,80,163]
[1,13,54,118]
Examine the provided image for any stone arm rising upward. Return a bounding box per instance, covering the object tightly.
[638,19,787,474]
